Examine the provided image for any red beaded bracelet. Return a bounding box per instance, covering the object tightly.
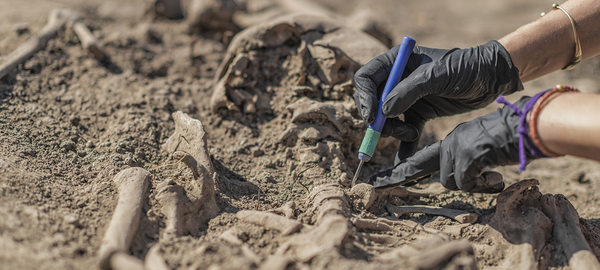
[528,84,580,157]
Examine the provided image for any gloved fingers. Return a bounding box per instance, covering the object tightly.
[354,46,400,124]
[371,141,441,188]
[439,142,459,191]
[453,150,492,191]
[394,112,426,163]
[381,64,435,118]
[380,118,419,142]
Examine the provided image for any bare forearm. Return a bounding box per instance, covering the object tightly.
[537,93,600,161]
[499,0,600,82]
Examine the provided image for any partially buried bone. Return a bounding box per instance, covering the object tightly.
[236,210,303,236]
[274,184,353,262]
[541,194,600,270]
[387,204,479,224]
[97,167,151,270]
[157,111,219,238]
[234,0,393,47]
[210,14,387,116]
[0,9,77,80]
[69,18,110,61]
[144,244,171,270]
[490,179,552,269]
[376,235,477,269]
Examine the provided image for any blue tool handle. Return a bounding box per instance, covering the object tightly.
[368,36,416,132]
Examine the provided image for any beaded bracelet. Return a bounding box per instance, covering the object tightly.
[528,84,580,157]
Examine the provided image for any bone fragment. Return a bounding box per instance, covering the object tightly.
[571,250,600,270]
[387,204,478,224]
[408,240,476,270]
[274,184,352,262]
[541,193,600,270]
[219,227,262,265]
[356,232,401,245]
[157,111,219,237]
[109,252,145,270]
[70,19,109,61]
[0,9,77,80]
[269,201,296,219]
[259,255,294,270]
[97,167,151,270]
[236,210,303,236]
[144,245,171,270]
[489,179,552,267]
[352,217,397,233]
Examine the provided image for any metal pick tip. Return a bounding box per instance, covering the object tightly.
[351,160,364,187]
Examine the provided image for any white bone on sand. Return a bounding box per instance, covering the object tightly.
[0,9,77,80]
[97,167,151,270]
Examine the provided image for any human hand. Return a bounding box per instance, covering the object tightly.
[354,40,523,159]
[368,96,540,193]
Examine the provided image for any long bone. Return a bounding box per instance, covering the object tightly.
[70,18,110,61]
[97,167,151,270]
[387,204,479,224]
[0,9,77,80]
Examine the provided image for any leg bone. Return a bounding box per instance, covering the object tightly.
[97,167,151,270]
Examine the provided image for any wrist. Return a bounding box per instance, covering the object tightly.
[528,85,580,157]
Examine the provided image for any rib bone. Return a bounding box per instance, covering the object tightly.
[387,204,478,224]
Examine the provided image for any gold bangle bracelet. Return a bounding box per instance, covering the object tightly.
[541,3,582,70]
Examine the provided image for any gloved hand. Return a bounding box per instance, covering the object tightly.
[369,96,542,192]
[354,40,523,160]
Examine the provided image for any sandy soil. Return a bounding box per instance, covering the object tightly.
[1,0,600,269]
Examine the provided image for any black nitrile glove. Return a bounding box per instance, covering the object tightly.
[369,96,541,193]
[354,40,523,160]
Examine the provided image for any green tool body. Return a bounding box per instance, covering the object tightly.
[352,36,416,186]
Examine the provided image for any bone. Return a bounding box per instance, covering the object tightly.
[489,179,552,267]
[0,9,77,80]
[210,14,387,115]
[259,255,294,270]
[269,201,296,219]
[541,194,600,270]
[356,232,402,245]
[387,204,478,224]
[352,217,398,233]
[97,167,151,270]
[109,252,145,270]
[144,244,171,270]
[157,111,219,238]
[274,184,352,262]
[273,0,393,47]
[408,240,476,269]
[70,19,109,61]
[236,210,303,236]
[219,227,262,265]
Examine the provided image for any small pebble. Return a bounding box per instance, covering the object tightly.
[86,140,95,148]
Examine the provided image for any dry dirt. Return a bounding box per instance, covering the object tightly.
[1,0,600,269]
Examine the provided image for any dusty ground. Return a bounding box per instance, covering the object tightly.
[1,0,600,269]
